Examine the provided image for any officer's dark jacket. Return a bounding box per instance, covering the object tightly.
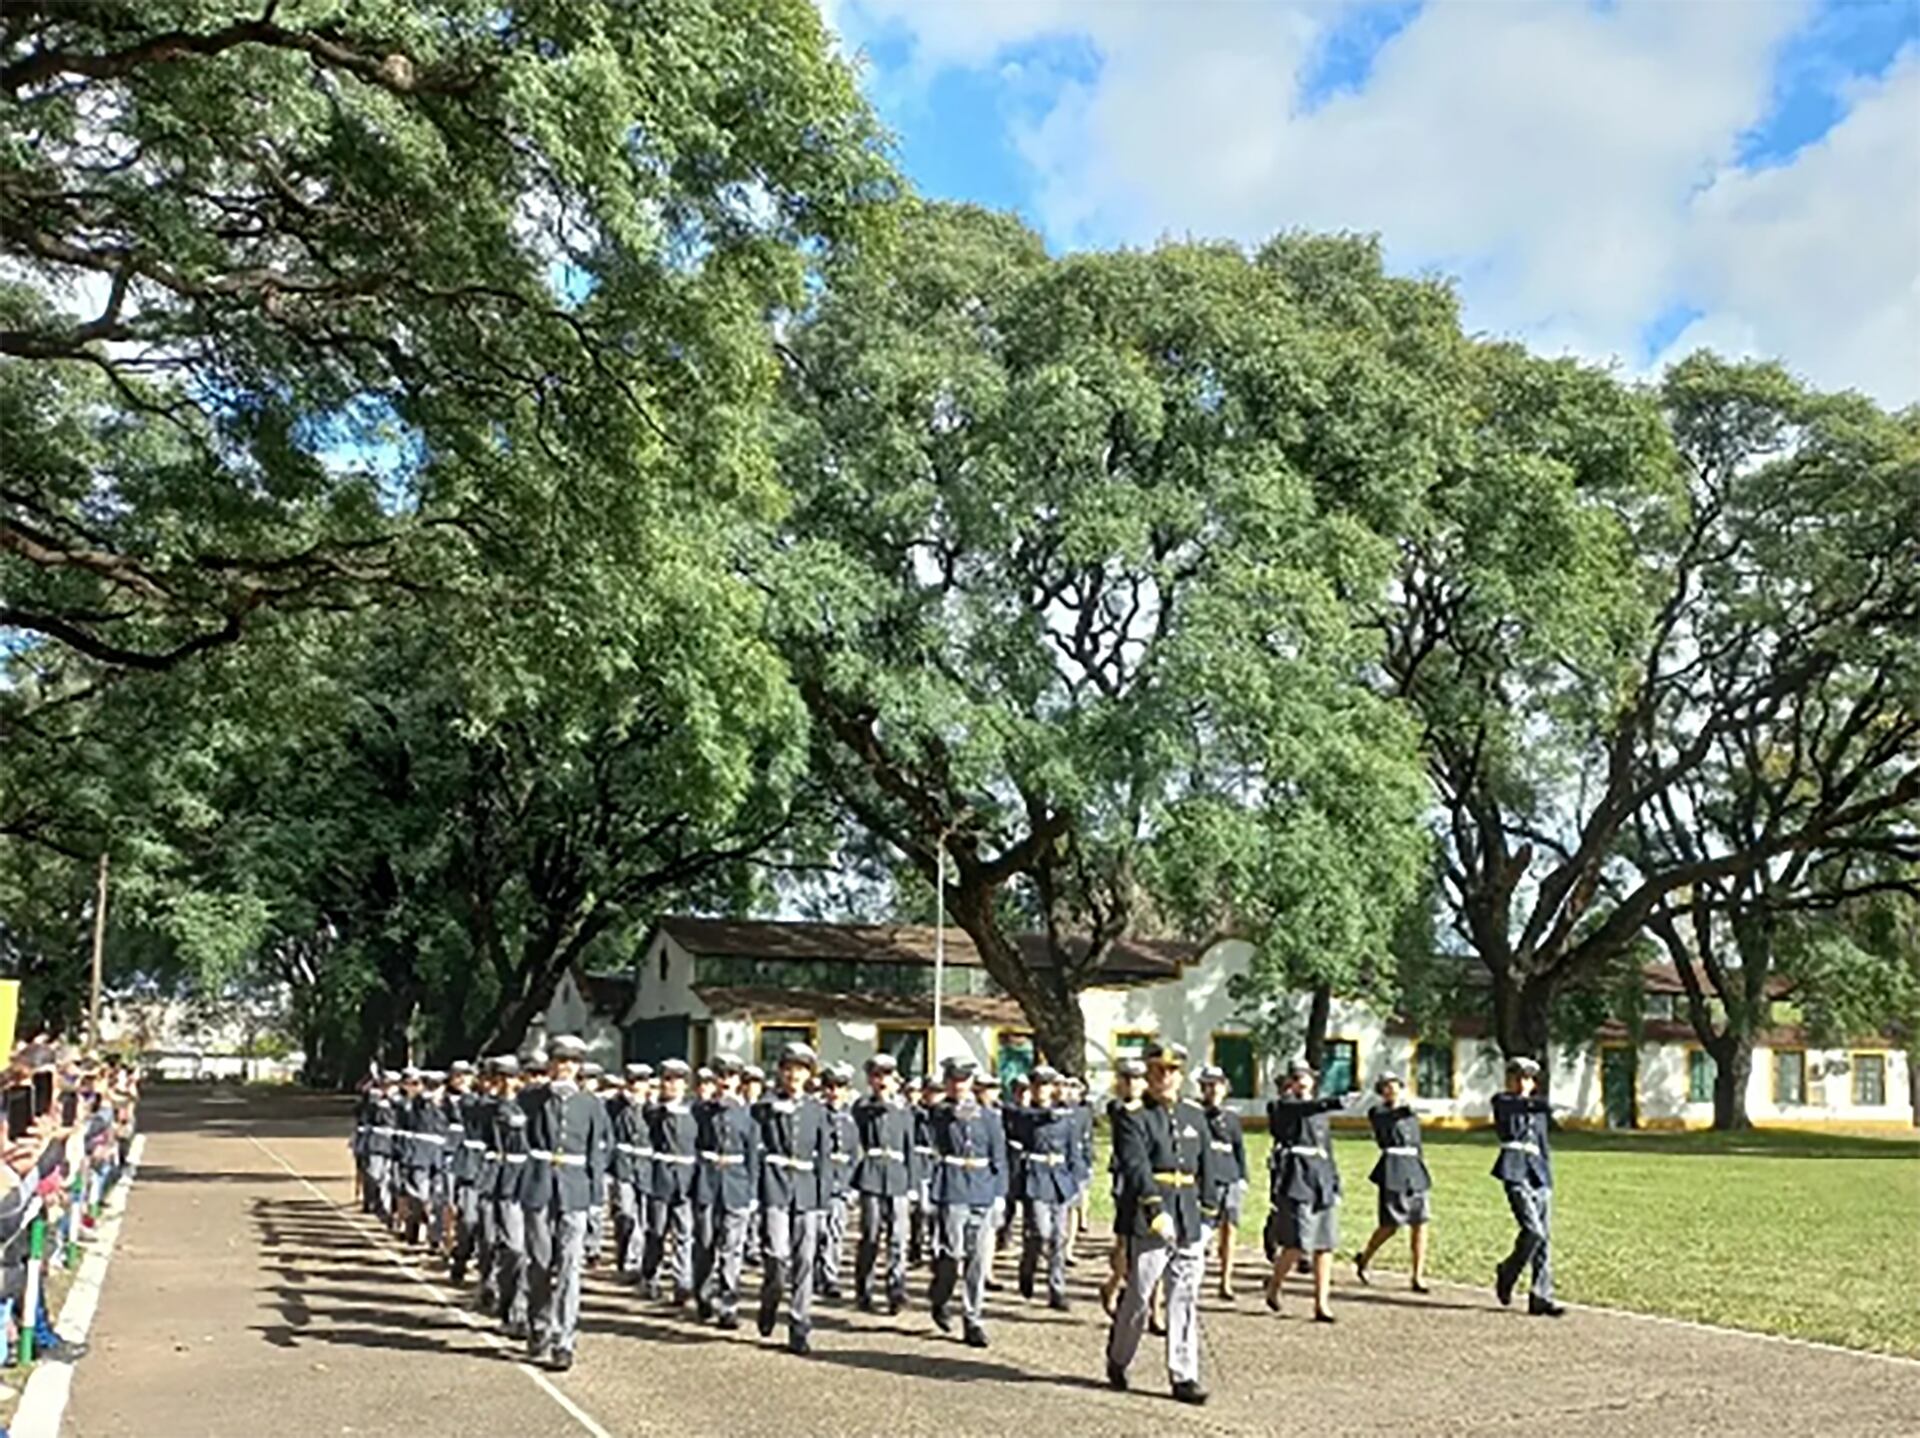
[519,1081,611,1213]
[697,1095,760,1212]
[449,1089,485,1184]
[1489,1093,1553,1187]
[850,1094,915,1198]
[1266,1095,1343,1208]
[1114,1095,1214,1245]
[753,1092,832,1211]
[928,1098,1001,1209]
[402,1093,451,1171]
[1366,1103,1431,1194]
[368,1094,396,1159]
[649,1099,700,1201]
[1009,1104,1079,1204]
[1200,1103,1247,1207]
[1070,1101,1095,1183]
[825,1104,857,1199]
[1106,1097,1143,1228]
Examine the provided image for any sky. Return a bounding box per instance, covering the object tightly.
[817,0,1920,406]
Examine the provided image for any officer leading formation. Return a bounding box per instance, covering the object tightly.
[351,1040,1567,1404]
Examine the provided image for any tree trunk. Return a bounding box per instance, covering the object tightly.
[1709,1032,1753,1131]
[1492,968,1557,1098]
[1304,983,1332,1073]
[1026,985,1089,1078]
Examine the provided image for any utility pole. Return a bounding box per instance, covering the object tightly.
[931,832,945,1072]
[89,851,109,1050]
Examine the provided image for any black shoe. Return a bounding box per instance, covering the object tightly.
[526,1344,550,1366]
[505,1321,529,1342]
[1411,1280,1432,1295]
[887,1289,906,1316]
[757,1306,776,1339]
[697,1301,714,1322]
[818,1283,841,1300]
[716,1312,740,1331]
[1171,1380,1209,1406]
[549,1349,573,1373]
[1352,1251,1371,1286]
[788,1326,812,1356]
[1148,1317,1167,1337]
[1528,1298,1566,1318]
[856,1293,873,1313]
[931,1304,953,1333]
[1106,1362,1129,1392]
[450,1263,467,1286]
[1495,1263,1517,1307]
[1313,1309,1336,1325]
[1018,1283,1034,1302]
[1048,1295,1070,1313]
[984,1278,1006,1293]
[963,1323,989,1349]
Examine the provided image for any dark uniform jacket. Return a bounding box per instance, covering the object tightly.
[402,1094,451,1172]
[981,1104,1010,1203]
[825,1104,857,1200]
[1266,1096,1343,1208]
[754,1093,832,1212]
[1071,1100,1095,1188]
[1009,1105,1078,1205]
[448,1090,485,1185]
[1114,1095,1214,1245]
[470,1093,500,1196]
[368,1093,397,1160]
[697,1095,760,1212]
[1490,1093,1553,1188]
[1200,1103,1247,1209]
[351,1089,375,1157]
[850,1095,915,1198]
[491,1091,533,1203]
[519,1081,611,1213]
[1366,1103,1431,1194]
[910,1102,938,1188]
[928,1099,1001,1209]
[612,1097,654,1197]
[649,1099,700,1202]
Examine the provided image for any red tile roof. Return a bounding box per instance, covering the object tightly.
[691,985,1026,1027]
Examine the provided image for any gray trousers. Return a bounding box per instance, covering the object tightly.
[697,1206,752,1318]
[759,1205,820,1335]
[816,1194,848,1291]
[475,1190,499,1303]
[585,1193,605,1260]
[525,1206,588,1356]
[1107,1232,1204,1385]
[613,1181,645,1273]
[855,1193,910,1303]
[928,1203,992,1325]
[644,1193,695,1295]
[1502,1183,1553,1301]
[1019,1198,1068,1302]
[450,1181,481,1275]
[492,1199,529,1328]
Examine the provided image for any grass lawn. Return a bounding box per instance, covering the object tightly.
[1088,1122,1920,1358]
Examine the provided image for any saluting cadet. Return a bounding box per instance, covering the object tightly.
[399,1068,448,1248]
[520,1034,612,1370]
[1098,1058,1148,1316]
[1105,1040,1212,1406]
[850,1053,915,1313]
[815,1063,857,1299]
[693,1054,760,1327]
[1263,1058,1350,1322]
[926,1055,1001,1349]
[1491,1055,1564,1317]
[754,1042,833,1354]
[609,1063,654,1277]
[1354,1071,1434,1293]
[1265,1059,1356,1318]
[1013,1065,1076,1310]
[645,1057,700,1303]
[1195,1065,1248,1301]
[908,1074,940,1267]
[445,1061,485,1282]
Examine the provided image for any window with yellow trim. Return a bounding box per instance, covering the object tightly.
[756,1020,818,1071]
[1112,1030,1155,1064]
[1773,1048,1806,1107]
[1210,1033,1256,1099]
[1413,1041,1455,1099]
[1853,1053,1886,1107]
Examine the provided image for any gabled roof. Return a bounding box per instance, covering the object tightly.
[653,916,1196,984]
[573,967,637,1017]
[691,985,1025,1027]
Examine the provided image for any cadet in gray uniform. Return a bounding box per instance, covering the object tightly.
[739,1063,766,1268]
[645,1057,699,1302]
[1013,1064,1077,1310]
[579,1062,608,1264]
[520,1034,612,1369]
[1105,1040,1212,1406]
[609,1063,653,1276]
[1195,1064,1247,1301]
[908,1075,940,1267]
[490,1054,534,1334]
[693,1054,760,1327]
[850,1053,914,1313]
[1354,1071,1433,1293]
[815,1063,857,1299]
[926,1055,1001,1348]
[1263,1058,1351,1322]
[1492,1055,1564,1317]
[445,1061,484,1282]
[753,1042,833,1354]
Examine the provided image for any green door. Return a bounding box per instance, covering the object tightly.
[1602,1045,1637,1129]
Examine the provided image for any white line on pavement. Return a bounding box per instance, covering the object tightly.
[246,1133,625,1438]
[12,1132,148,1438]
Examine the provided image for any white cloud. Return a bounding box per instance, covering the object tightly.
[831,0,1920,404]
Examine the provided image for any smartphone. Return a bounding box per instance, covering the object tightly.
[31,1071,53,1116]
[59,1091,79,1126]
[5,1086,33,1134]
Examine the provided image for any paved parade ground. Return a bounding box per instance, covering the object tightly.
[57,1088,1920,1438]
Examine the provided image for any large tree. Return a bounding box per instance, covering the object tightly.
[771,206,1439,1073]
[2,0,888,674]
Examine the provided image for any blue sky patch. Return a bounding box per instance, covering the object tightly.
[1738,0,1919,168]
[1297,1,1423,112]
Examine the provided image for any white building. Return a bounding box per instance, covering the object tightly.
[544,917,1913,1132]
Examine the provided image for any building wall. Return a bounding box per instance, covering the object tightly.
[533,969,624,1069]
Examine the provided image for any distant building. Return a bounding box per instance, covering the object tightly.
[543,917,1912,1131]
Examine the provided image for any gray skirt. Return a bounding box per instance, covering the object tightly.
[1271,1197,1339,1253]
[1377,1188,1431,1228]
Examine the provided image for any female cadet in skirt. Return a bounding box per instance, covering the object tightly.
[1353,1071,1432,1292]
[1263,1057,1351,1323]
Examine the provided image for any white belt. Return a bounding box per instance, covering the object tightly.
[1500,1141,1540,1154]
[863,1148,905,1161]
[1025,1153,1066,1166]
[410,1133,447,1146]
[700,1151,746,1167]
[942,1156,989,1169]
[528,1149,586,1166]
[1209,1141,1234,1153]
[765,1155,814,1171]
[503,1153,529,1164]
[1283,1146,1326,1158]
[1383,1146,1419,1157]
[449,1123,466,1134]
[615,1143,647,1156]
[655,1153,697,1166]
[461,1139,485,1151]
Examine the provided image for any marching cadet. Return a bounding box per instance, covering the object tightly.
[494,1052,537,1336]
[520,1034,612,1370]
[693,1054,760,1327]
[740,1063,767,1268]
[972,1069,1010,1292]
[351,1072,376,1211]
[1263,1058,1351,1323]
[609,1063,654,1277]
[580,1062,609,1265]
[369,1071,401,1225]
[445,1061,485,1282]
[1195,1064,1248,1301]
[1098,1058,1148,1316]
[1013,1065,1075,1310]
[645,1057,700,1303]
[1000,1074,1030,1259]
[1492,1055,1564,1317]
[908,1074,940,1267]
[815,1063,857,1300]
[926,1055,1001,1349]
[1105,1040,1212,1406]
[850,1053,914,1313]
[753,1042,833,1354]
[476,1056,521,1320]
[1355,1071,1433,1293]
[399,1068,448,1248]
[1064,1075,1095,1267]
